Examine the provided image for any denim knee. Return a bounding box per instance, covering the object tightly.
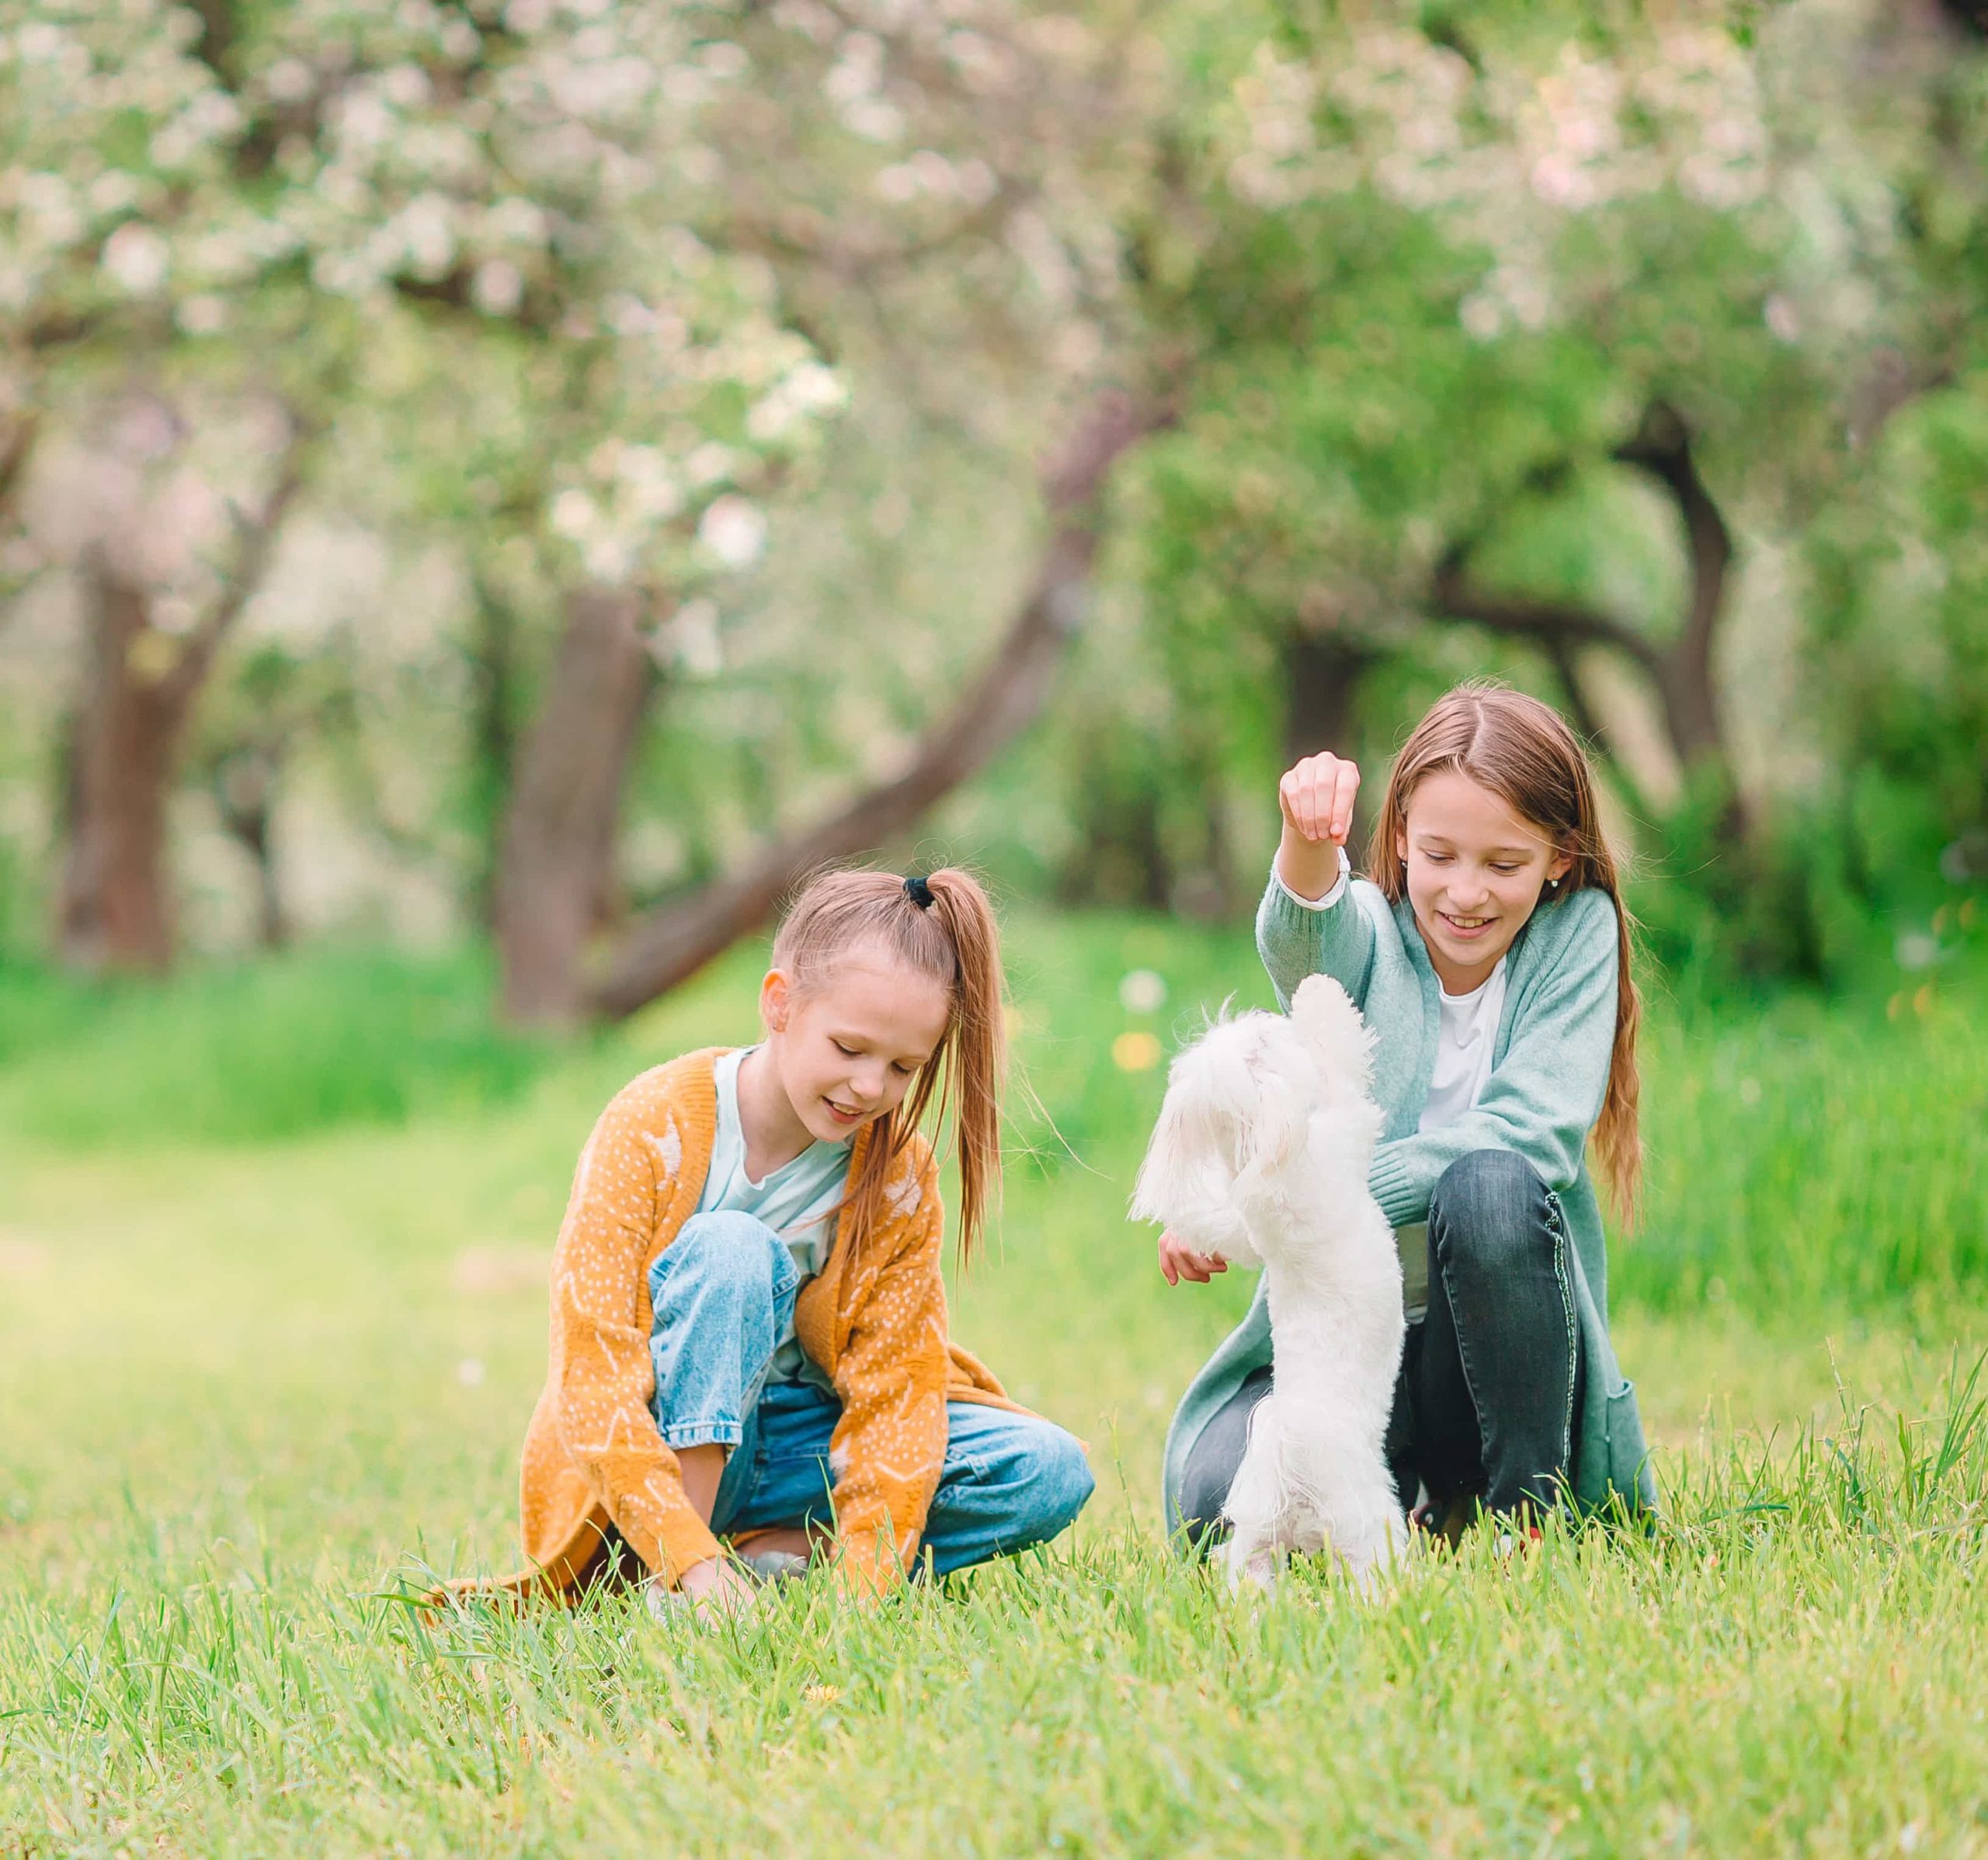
[1428,1150,1552,1274]
[1030,1427,1096,1536]
[648,1212,793,1449]
[651,1212,784,1311]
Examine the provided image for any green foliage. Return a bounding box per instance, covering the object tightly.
[4,908,1987,1319]
[0,947,554,1146]
[1625,958,1988,1312]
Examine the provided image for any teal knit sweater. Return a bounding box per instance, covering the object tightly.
[1159,869,1659,1532]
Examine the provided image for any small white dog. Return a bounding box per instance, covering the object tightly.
[1133,975,1407,1592]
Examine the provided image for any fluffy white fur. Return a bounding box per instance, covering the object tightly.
[1133,975,1408,1592]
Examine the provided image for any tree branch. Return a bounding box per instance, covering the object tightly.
[582,381,1178,1021]
[1430,542,1667,683]
[0,410,38,513]
[1610,399,1731,687]
[165,409,317,709]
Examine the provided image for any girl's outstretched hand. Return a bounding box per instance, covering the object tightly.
[1159,1229,1229,1286]
[1277,753,1360,903]
[1278,752,1361,847]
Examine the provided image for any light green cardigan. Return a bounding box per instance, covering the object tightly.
[1159,871,1660,1533]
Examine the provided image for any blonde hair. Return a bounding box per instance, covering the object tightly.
[1366,682,1644,1224]
[770,866,1006,1264]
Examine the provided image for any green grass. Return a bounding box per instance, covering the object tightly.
[2,919,1986,1855]
[0,948,553,1148]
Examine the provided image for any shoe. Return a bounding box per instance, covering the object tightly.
[739,1547,812,1587]
[643,1577,688,1623]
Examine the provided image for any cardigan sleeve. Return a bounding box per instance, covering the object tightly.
[1256,862,1378,1012]
[825,1157,951,1598]
[1367,889,1620,1227]
[546,1083,722,1584]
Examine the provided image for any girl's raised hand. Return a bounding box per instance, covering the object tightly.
[1276,753,1359,902]
[1278,752,1361,847]
[1159,1229,1229,1286]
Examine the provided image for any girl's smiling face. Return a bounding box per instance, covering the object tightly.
[761,942,951,1146]
[1396,769,1572,994]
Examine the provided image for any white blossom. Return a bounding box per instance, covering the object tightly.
[697,495,767,569]
[102,222,171,294]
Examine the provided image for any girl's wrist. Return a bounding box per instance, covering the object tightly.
[1275,828,1342,903]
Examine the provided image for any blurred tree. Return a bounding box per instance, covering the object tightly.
[2,0,844,973]
[1104,0,1987,977]
[488,0,1170,1023]
[51,398,312,970]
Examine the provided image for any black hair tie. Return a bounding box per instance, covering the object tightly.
[902,874,935,909]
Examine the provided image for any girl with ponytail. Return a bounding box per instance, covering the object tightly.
[499,865,1091,1617]
[1159,683,1657,1547]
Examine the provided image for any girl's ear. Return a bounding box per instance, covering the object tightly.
[1395,826,1409,867]
[1547,847,1573,886]
[760,968,792,1034]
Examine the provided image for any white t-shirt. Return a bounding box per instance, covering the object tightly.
[695,1046,850,1387]
[1272,859,1509,1319]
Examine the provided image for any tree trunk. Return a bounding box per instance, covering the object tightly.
[1283,630,1376,764]
[56,561,181,971]
[495,585,659,1027]
[210,745,288,950]
[1282,627,1377,853]
[52,408,311,974]
[582,384,1174,1024]
[1430,399,1750,836]
[1611,403,1733,774]
[0,411,36,522]
[465,573,520,931]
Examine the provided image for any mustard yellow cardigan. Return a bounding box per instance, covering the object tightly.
[507,1048,1017,1601]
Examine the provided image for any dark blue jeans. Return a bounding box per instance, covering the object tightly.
[1180,1149,1584,1536]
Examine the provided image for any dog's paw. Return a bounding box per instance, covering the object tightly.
[1219,1540,1281,1595]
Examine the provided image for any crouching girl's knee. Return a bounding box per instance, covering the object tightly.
[1034,1427,1096,1534]
[1429,1149,1553,1271]
[648,1211,787,1321]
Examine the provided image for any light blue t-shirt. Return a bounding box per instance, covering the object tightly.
[697,1047,850,1388]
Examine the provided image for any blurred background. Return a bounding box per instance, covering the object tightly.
[2,0,1986,1093]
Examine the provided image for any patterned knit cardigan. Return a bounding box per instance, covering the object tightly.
[508,1048,1019,1601]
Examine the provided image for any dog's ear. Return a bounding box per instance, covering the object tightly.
[1131,1043,1256,1263]
[1234,1045,1311,1200]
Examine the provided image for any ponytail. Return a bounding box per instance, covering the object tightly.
[770,865,1008,1264]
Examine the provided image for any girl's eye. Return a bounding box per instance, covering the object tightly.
[1492,864,1520,875]
[891,1061,916,1076]
[1423,853,1451,865]
[832,1041,858,1057]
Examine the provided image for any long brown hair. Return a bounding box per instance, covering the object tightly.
[1366,682,1643,1223]
[769,866,1006,1265]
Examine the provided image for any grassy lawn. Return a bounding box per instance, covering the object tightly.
[2,917,1986,1857]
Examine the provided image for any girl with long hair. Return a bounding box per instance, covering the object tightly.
[1158,683,1656,1545]
[500,866,1091,1615]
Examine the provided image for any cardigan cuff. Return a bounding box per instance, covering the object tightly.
[1368,1146,1426,1229]
[655,1508,724,1586]
[832,1519,909,1601]
[1269,845,1350,911]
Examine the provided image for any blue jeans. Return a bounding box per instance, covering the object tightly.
[648,1212,1093,1575]
[1402,1148,1583,1517]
